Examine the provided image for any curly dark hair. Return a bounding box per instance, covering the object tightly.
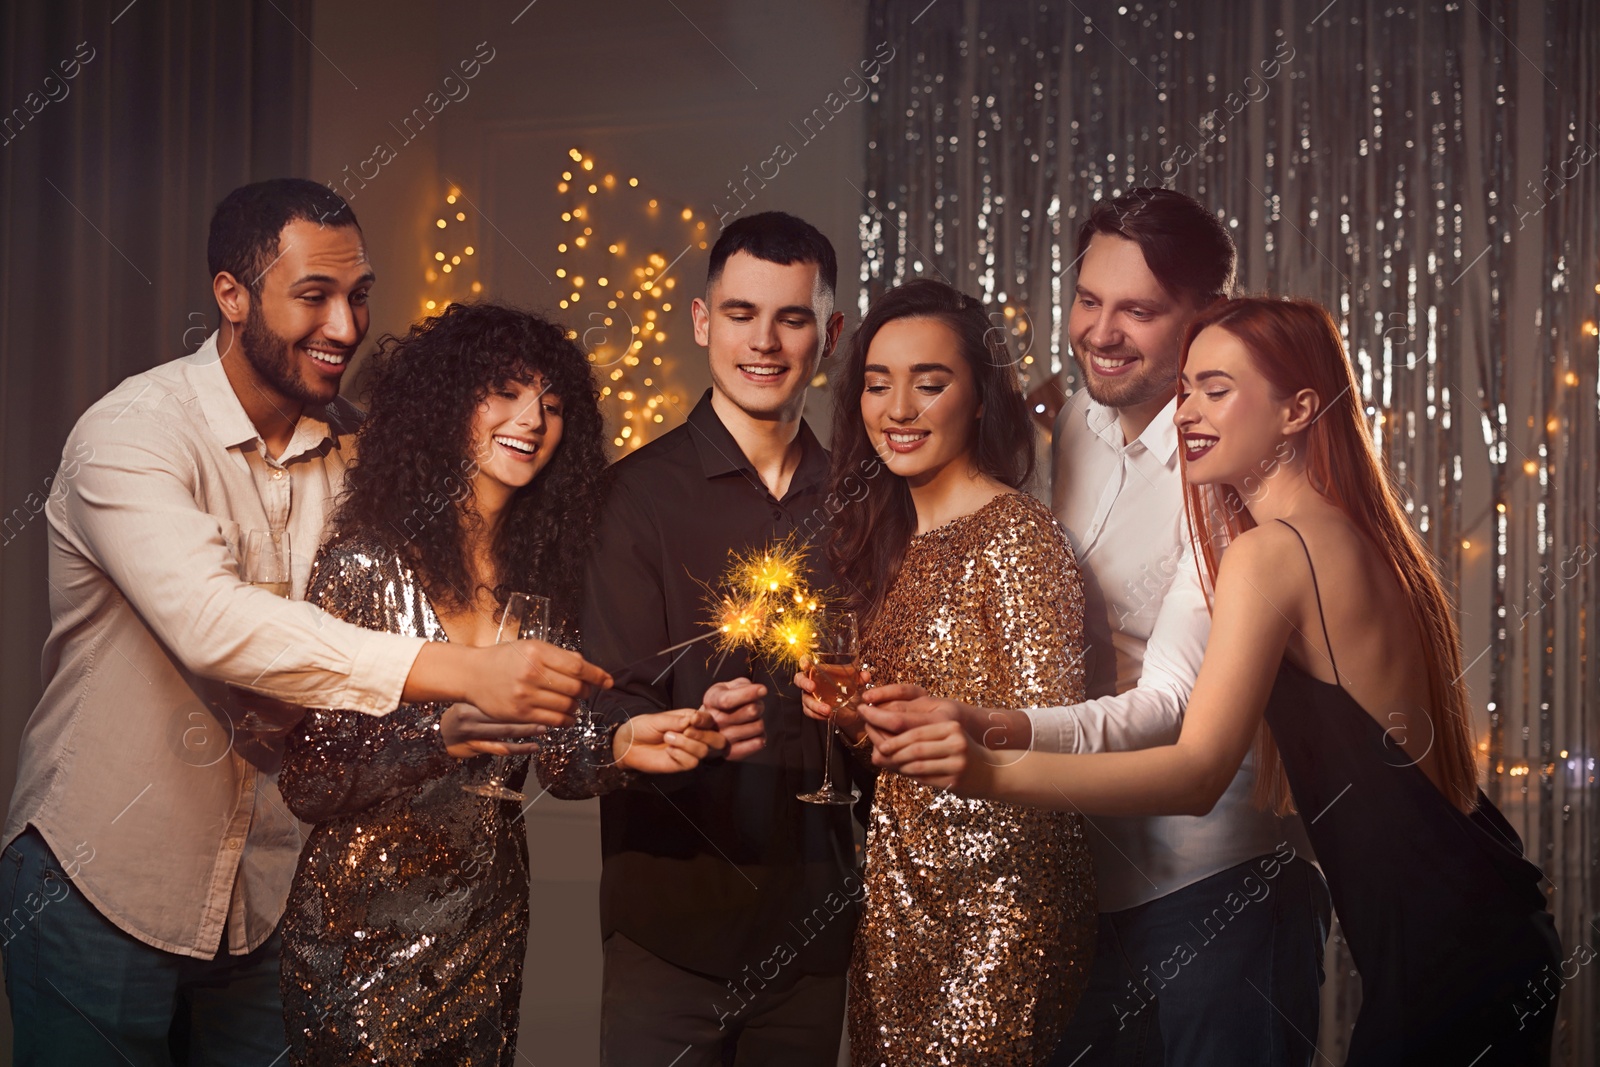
[827,279,1035,622]
[329,302,607,632]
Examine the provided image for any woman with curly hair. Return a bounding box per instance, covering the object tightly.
[276,303,735,1066]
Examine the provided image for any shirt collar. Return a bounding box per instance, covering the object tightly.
[685,389,829,495]
[187,332,345,460]
[1081,392,1180,465]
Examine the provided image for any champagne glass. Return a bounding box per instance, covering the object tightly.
[798,609,862,806]
[233,530,291,731]
[463,592,550,802]
[240,529,291,597]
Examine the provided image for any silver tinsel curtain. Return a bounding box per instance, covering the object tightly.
[859,0,1597,1061]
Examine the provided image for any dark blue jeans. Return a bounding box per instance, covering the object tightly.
[1051,854,1332,1067]
[1,827,287,1067]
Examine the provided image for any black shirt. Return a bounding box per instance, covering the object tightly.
[583,390,869,980]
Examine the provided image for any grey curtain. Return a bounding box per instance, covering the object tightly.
[860,0,1599,1062]
[0,0,312,910]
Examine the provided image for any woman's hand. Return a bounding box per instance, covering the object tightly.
[441,702,548,759]
[698,678,767,760]
[794,659,875,743]
[860,704,978,792]
[613,708,728,773]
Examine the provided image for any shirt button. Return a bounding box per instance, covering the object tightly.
[226,839,242,850]
[272,470,284,480]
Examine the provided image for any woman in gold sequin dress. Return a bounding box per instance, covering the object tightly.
[802,280,1096,1065]
[276,305,741,1066]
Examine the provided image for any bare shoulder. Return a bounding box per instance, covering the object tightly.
[1214,522,1313,602]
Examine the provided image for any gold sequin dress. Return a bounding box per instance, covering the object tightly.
[278,535,630,1066]
[850,492,1096,1066]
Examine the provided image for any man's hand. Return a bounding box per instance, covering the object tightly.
[859,705,974,792]
[612,709,728,773]
[854,686,1030,751]
[441,702,548,759]
[699,678,767,760]
[463,640,612,729]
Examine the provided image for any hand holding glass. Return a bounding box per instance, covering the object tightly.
[462,593,550,802]
[797,610,862,806]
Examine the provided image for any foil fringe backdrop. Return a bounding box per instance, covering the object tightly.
[860,0,1598,1060]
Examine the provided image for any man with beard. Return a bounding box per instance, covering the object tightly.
[860,189,1331,1065]
[1,179,607,1065]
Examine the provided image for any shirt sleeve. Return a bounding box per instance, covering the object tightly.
[1024,538,1210,753]
[277,545,457,822]
[57,405,424,715]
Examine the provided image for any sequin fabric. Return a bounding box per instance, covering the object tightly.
[849,493,1096,1066]
[278,535,630,1066]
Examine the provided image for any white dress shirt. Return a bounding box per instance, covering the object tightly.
[1033,388,1306,912]
[3,336,426,958]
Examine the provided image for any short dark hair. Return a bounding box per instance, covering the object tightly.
[706,211,837,299]
[1075,188,1236,307]
[207,179,360,296]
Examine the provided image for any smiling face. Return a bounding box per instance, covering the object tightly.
[1176,325,1295,487]
[692,251,839,422]
[1069,234,1198,419]
[234,218,373,407]
[468,375,564,511]
[859,316,983,488]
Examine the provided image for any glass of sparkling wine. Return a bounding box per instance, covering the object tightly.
[798,609,862,806]
[463,593,550,802]
[233,530,292,731]
[241,529,291,597]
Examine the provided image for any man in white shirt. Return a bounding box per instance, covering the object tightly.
[0,180,607,1065]
[867,190,1331,1065]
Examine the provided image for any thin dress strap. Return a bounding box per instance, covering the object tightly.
[1275,519,1340,684]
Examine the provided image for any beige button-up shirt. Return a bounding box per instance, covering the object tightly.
[3,336,425,958]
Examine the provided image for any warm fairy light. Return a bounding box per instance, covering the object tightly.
[425,299,437,309]
[435,251,446,261]
[582,159,594,171]
[1523,460,1539,475]
[681,208,693,220]
[1497,502,1507,513]
[1461,539,1472,549]
[1584,321,1600,336]
[1546,417,1559,434]
[569,148,583,161]
[1565,371,1580,385]
[436,219,447,228]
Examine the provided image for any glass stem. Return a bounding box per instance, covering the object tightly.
[821,718,837,789]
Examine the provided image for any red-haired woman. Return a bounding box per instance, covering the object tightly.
[862,297,1562,1066]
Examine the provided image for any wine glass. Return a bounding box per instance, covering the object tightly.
[240,529,291,597]
[463,593,550,802]
[233,530,291,731]
[797,609,862,806]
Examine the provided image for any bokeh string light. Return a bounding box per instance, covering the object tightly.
[420,187,482,316]
[553,148,709,455]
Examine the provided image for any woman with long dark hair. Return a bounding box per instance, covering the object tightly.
[865,297,1562,1065]
[804,279,1096,1065]
[276,303,730,1066]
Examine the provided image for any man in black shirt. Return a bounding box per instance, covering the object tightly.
[584,212,865,1065]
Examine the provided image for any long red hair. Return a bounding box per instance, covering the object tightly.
[1180,298,1479,815]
